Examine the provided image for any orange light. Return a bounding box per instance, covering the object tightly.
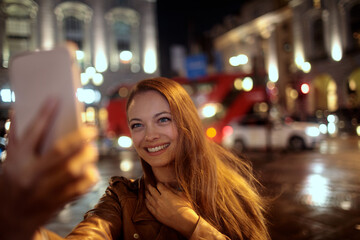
[300,83,310,94]
[222,126,233,137]
[206,127,217,138]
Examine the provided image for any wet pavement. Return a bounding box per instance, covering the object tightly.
[45,135,360,239]
[250,135,360,240]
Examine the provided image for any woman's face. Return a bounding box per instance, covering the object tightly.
[127,90,179,169]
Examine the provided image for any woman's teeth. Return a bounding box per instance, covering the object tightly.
[147,144,170,153]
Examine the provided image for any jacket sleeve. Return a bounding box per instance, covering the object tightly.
[189,217,230,240]
[64,178,126,239]
[39,177,128,240]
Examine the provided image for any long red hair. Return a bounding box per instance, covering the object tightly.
[126,77,269,240]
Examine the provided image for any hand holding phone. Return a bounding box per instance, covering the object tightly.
[9,44,83,153]
[1,45,99,239]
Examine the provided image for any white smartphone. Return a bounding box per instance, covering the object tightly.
[9,44,83,153]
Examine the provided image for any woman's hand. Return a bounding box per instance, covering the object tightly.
[0,98,99,239]
[145,183,199,238]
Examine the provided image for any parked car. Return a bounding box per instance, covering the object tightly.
[222,114,324,153]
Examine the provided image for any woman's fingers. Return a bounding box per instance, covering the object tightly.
[40,142,98,191]
[147,183,162,197]
[157,182,166,191]
[51,126,97,155]
[22,97,60,152]
[19,136,100,222]
[157,182,174,195]
[36,127,99,203]
[54,163,99,207]
[44,126,98,167]
[145,185,157,209]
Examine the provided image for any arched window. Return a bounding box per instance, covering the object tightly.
[54,2,93,69]
[113,21,131,52]
[313,73,338,111]
[64,16,84,49]
[0,0,38,68]
[105,7,140,72]
[348,68,360,107]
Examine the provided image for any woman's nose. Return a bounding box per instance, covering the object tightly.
[145,127,160,141]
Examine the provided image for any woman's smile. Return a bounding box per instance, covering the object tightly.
[146,143,170,153]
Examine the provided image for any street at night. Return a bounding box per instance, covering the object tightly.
[45,135,360,240]
[1,0,360,239]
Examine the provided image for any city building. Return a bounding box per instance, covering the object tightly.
[0,0,159,123]
[210,0,360,124]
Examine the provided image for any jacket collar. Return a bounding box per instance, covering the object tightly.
[131,175,186,240]
[132,175,157,223]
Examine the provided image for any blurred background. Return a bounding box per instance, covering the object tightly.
[0,0,359,239]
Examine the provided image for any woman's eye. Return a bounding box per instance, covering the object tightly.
[131,123,142,129]
[159,117,171,123]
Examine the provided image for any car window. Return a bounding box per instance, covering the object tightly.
[239,115,269,126]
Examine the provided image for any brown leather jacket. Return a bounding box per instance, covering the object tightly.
[40,176,228,240]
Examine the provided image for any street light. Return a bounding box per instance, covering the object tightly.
[300,83,310,95]
[119,50,133,63]
[229,54,248,66]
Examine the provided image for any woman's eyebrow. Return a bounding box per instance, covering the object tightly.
[128,118,141,123]
[128,111,171,123]
[154,111,171,118]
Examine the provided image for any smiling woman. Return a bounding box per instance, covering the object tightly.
[122,77,270,240]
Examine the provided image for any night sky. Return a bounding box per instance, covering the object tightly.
[156,0,250,77]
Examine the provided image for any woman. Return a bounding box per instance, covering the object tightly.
[1,77,269,240]
[123,77,269,240]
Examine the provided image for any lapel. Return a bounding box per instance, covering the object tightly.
[130,176,186,240]
[131,176,157,223]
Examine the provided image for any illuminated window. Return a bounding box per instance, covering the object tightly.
[314,74,337,111]
[313,0,322,9]
[105,8,140,72]
[54,2,93,69]
[0,0,38,68]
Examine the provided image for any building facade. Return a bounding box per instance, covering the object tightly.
[0,0,159,120]
[211,0,360,125]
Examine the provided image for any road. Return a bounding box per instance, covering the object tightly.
[46,135,360,239]
[252,135,360,240]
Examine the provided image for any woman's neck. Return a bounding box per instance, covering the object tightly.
[152,164,177,186]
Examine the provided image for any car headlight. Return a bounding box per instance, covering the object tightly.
[305,126,320,137]
[319,124,327,134]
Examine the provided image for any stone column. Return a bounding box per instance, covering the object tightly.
[38,0,55,50]
[92,0,108,72]
[290,0,306,67]
[141,0,158,75]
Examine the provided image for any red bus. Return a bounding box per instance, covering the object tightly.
[106,73,267,146]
